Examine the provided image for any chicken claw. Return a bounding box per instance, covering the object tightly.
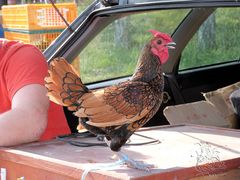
[116,151,155,171]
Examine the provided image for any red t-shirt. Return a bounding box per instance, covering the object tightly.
[0,39,71,140]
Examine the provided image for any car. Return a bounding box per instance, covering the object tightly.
[44,0,240,132]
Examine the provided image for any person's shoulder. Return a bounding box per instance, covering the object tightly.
[0,38,41,52]
[0,39,46,71]
[1,38,43,60]
[0,39,20,61]
[0,38,22,48]
[0,39,24,57]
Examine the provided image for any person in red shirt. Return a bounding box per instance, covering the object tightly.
[0,39,71,146]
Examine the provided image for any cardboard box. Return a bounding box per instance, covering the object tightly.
[164,82,240,128]
[164,101,229,127]
[203,81,240,128]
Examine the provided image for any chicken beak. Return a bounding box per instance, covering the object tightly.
[167,42,176,49]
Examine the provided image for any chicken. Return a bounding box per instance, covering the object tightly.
[45,29,175,170]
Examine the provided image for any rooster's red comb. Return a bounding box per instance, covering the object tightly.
[148,29,172,42]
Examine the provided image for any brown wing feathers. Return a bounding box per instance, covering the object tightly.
[74,82,155,127]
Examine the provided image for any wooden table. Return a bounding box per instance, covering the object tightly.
[0,124,239,180]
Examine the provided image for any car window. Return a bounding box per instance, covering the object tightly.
[72,9,189,83]
[179,7,240,70]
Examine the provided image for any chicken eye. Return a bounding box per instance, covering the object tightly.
[157,39,162,45]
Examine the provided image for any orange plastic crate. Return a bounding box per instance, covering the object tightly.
[4,29,63,51]
[2,3,77,30]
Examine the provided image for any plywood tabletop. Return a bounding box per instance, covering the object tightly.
[0,124,239,180]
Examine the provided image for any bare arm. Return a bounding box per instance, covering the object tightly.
[0,84,49,146]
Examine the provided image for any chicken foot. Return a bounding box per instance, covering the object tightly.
[115,151,155,171]
[104,138,155,171]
